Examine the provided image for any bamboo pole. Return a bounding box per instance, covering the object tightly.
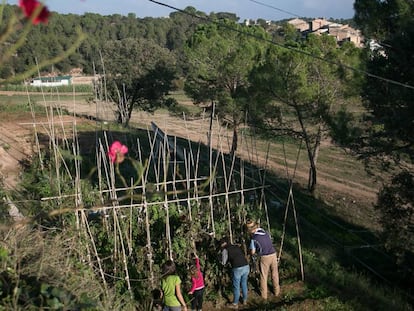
[182,112,195,170]
[142,166,155,288]
[113,207,133,295]
[98,138,111,232]
[162,131,173,260]
[25,85,44,171]
[220,148,235,243]
[172,136,178,200]
[208,103,216,238]
[80,210,109,293]
[49,106,63,205]
[240,158,245,207]
[193,143,202,206]
[290,189,305,281]
[128,178,133,255]
[261,143,272,236]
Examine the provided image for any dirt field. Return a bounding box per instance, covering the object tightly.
[0,97,380,229]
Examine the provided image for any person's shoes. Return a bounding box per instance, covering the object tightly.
[242,300,247,305]
[227,303,239,309]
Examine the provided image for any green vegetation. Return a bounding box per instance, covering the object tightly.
[351,0,414,278]
[0,1,413,310]
[101,37,177,126]
[0,90,412,310]
[249,34,362,194]
[184,20,269,155]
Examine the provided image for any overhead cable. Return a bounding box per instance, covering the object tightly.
[248,0,301,18]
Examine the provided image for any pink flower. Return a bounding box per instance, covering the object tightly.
[108,141,128,164]
[19,0,50,25]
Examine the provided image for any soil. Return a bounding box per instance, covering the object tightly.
[0,112,91,189]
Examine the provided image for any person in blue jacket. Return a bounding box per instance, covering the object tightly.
[246,220,280,300]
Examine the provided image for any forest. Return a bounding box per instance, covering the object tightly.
[0,1,413,310]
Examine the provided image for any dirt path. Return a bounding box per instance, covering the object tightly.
[0,115,39,189]
[0,114,91,189]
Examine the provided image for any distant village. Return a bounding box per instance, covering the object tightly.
[245,17,363,48]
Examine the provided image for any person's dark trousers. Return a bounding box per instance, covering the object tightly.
[191,287,204,311]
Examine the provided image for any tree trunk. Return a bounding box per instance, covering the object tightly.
[230,124,238,156]
[308,123,322,193]
[116,107,131,127]
[116,84,131,127]
[207,102,215,151]
[125,102,133,127]
[308,159,317,193]
[295,105,318,194]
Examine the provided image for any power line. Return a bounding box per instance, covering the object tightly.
[148,0,414,91]
[247,0,301,18]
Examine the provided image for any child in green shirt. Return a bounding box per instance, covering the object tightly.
[161,260,188,311]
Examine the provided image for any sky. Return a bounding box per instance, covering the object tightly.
[8,0,356,21]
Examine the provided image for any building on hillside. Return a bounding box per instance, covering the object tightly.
[287,18,309,32]
[310,18,329,31]
[328,24,364,47]
[30,75,73,87]
[312,28,329,35]
[287,18,364,48]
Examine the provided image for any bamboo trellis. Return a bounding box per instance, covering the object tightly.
[20,93,303,298]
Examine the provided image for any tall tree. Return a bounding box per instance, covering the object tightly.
[101,38,177,126]
[166,7,205,77]
[353,0,414,279]
[184,20,267,155]
[249,34,358,193]
[353,0,414,161]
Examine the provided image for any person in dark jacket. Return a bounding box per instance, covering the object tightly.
[220,237,250,309]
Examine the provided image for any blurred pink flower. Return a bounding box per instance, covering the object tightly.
[108,141,128,164]
[19,0,50,25]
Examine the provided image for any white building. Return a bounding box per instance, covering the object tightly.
[30,75,73,87]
